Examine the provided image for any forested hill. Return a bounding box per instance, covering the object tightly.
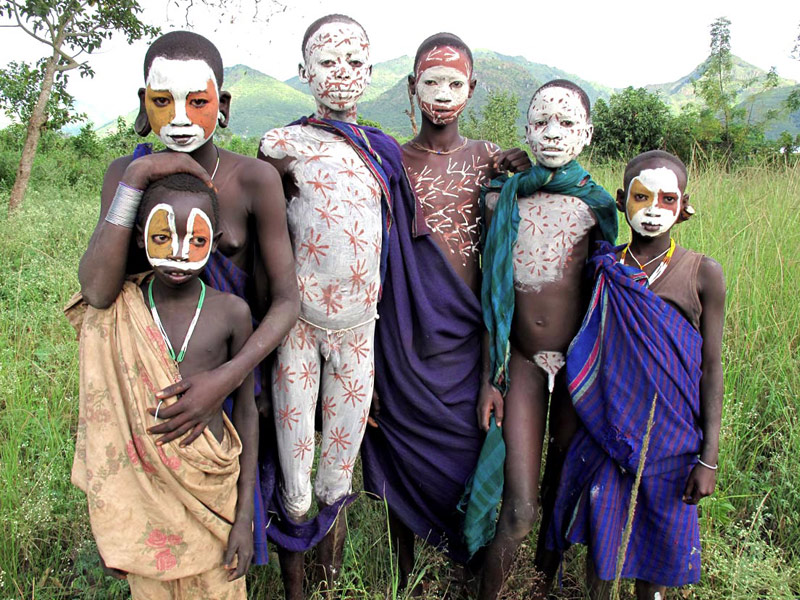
[99,52,799,140]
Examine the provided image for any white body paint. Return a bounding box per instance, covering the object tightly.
[511,193,595,292]
[144,204,214,272]
[525,86,592,168]
[627,167,682,238]
[416,65,470,125]
[301,22,371,120]
[146,57,218,152]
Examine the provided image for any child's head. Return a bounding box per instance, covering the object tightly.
[525,79,592,168]
[410,32,475,126]
[299,14,371,116]
[134,31,230,153]
[617,150,694,239]
[137,173,220,285]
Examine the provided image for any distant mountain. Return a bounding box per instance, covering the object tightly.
[95,54,799,141]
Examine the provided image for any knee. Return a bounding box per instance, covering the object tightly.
[497,494,539,541]
[283,490,312,521]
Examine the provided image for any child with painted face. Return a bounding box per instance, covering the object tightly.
[546,150,725,599]
[360,32,530,591]
[78,31,298,564]
[257,14,418,597]
[461,80,619,600]
[69,174,257,599]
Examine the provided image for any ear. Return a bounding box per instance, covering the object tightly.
[677,193,695,223]
[584,123,594,146]
[468,77,477,99]
[217,90,231,129]
[135,222,145,249]
[134,88,151,137]
[616,188,627,213]
[407,73,416,96]
[211,229,224,252]
[298,62,309,83]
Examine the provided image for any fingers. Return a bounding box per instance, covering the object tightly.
[180,422,205,447]
[367,416,379,428]
[682,477,698,505]
[155,379,192,400]
[494,398,504,429]
[152,419,195,446]
[225,548,252,581]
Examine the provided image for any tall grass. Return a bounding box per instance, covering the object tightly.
[1,139,798,598]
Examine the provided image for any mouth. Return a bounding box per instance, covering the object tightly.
[160,268,194,284]
[167,134,197,146]
[640,222,663,232]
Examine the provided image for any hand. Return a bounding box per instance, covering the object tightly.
[224,519,254,581]
[493,148,532,174]
[147,365,237,446]
[99,552,127,580]
[477,381,504,432]
[682,462,717,504]
[367,387,380,428]
[120,152,212,191]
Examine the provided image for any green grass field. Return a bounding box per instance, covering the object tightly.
[1,139,798,598]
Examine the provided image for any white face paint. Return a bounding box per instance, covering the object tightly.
[301,22,371,119]
[144,203,214,272]
[525,86,592,168]
[145,57,220,153]
[416,66,471,125]
[626,167,682,238]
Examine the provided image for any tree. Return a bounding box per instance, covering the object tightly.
[591,87,671,160]
[461,90,521,150]
[0,59,83,130]
[0,1,158,214]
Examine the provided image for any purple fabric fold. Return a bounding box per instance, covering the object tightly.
[359,152,484,564]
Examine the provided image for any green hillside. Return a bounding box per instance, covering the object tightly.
[94,54,800,141]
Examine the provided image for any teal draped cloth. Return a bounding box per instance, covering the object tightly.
[462,160,617,557]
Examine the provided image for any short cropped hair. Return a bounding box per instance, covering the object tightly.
[413,32,473,72]
[138,173,220,229]
[144,31,224,87]
[530,79,591,122]
[623,150,688,189]
[301,14,368,59]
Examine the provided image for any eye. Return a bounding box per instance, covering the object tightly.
[423,79,437,86]
[320,59,336,67]
[190,236,208,247]
[189,98,209,108]
[535,120,547,127]
[151,234,170,244]
[561,120,574,127]
[662,195,677,204]
[634,193,649,201]
[451,81,464,89]
[349,60,364,68]
[151,96,171,108]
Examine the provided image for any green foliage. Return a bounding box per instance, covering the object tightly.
[591,88,672,160]
[461,90,522,150]
[356,115,382,130]
[0,59,83,129]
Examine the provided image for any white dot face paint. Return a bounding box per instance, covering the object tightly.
[144,203,214,273]
[626,167,682,238]
[144,57,220,153]
[302,22,371,119]
[415,46,472,125]
[525,86,591,168]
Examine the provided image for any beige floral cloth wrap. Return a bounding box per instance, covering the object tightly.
[65,279,243,583]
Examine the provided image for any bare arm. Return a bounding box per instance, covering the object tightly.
[223,297,257,581]
[683,256,726,504]
[79,153,212,308]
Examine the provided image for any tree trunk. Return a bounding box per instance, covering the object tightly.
[7,50,60,215]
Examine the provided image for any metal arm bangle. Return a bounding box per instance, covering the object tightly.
[697,457,718,470]
[105,182,144,228]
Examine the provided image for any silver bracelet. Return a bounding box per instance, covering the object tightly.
[697,457,718,470]
[105,182,144,228]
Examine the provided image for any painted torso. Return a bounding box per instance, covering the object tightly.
[403,140,498,293]
[512,192,595,292]
[262,125,382,328]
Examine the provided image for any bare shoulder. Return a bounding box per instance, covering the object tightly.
[697,254,726,301]
[103,155,135,187]
[221,148,281,187]
[465,139,500,161]
[205,286,253,328]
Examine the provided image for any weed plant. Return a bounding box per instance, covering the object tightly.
[1,133,798,598]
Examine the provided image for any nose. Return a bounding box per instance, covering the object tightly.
[171,101,191,126]
[333,64,350,79]
[543,121,562,141]
[435,85,452,103]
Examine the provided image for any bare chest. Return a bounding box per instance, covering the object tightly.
[513,193,595,291]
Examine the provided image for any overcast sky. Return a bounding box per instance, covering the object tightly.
[1,0,799,127]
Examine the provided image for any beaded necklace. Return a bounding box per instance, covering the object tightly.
[408,137,468,155]
[621,238,676,285]
[148,278,206,363]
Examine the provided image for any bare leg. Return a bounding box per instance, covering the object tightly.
[387,508,421,595]
[279,546,305,600]
[635,579,667,600]
[314,502,347,597]
[586,553,611,600]
[477,348,549,600]
[534,370,578,596]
